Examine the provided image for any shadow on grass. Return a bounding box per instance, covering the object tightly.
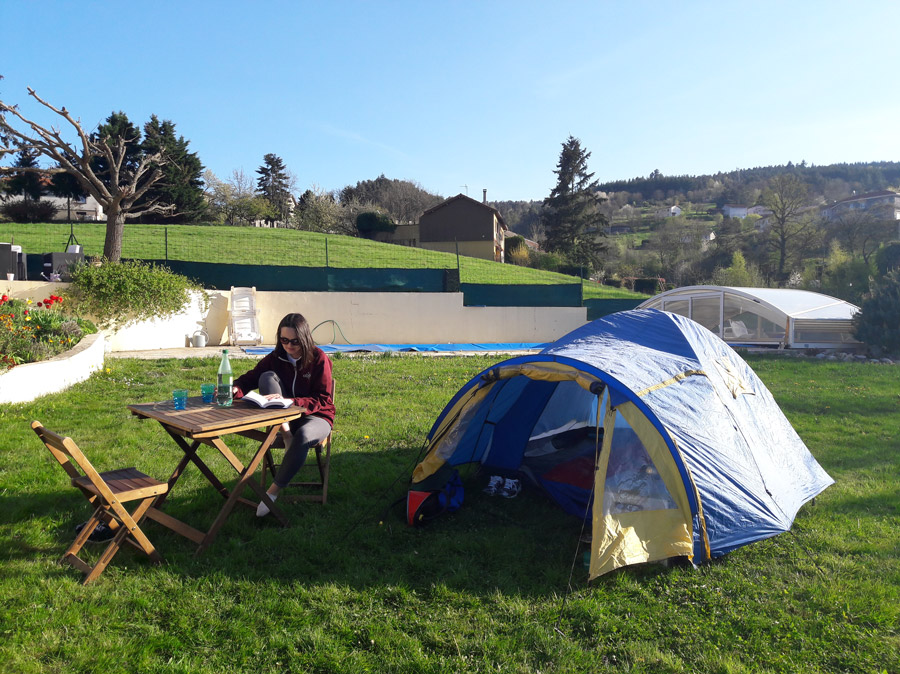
[1,446,593,597]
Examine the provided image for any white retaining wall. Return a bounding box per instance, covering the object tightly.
[4,281,589,352]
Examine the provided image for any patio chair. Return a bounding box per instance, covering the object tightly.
[260,379,334,505]
[229,286,262,346]
[31,421,168,584]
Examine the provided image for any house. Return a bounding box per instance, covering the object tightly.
[43,195,105,222]
[723,204,771,220]
[722,204,749,219]
[415,193,508,262]
[654,205,682,218]
[824,190,900,220]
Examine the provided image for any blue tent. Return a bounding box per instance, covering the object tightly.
[411,309,833,577]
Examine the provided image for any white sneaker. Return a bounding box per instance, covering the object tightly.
[257,492,278,517]
[483,475,503,495]
[500,478,521,499]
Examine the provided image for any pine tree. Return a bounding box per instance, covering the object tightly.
[7,149,44,200]
[541,136,608,273]
[256,153,292,225]
[139,115,206,223]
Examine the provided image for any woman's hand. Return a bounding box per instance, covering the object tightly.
[263,393,283,400]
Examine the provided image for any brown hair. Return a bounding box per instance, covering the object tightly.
[276,313,316,367]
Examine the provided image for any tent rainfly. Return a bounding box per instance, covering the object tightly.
[410,309,833,578]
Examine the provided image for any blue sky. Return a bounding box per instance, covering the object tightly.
[2,0,898,201]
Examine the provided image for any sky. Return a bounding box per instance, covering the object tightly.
[2,0,898,202]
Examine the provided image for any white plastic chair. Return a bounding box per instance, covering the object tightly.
[229,286,262,346]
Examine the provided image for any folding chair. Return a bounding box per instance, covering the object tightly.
[31,421,168,584]
[260,379,334,505]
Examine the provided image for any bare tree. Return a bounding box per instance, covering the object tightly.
[0,85,172,261]
[759,174,820,285]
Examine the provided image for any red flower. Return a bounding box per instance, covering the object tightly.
[23,310,28,316]
[37,302,43,307]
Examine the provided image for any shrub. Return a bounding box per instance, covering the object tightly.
[0,199,58,223]
[65,259,206,330]
[355,211,396,237]
[852,270,900,355]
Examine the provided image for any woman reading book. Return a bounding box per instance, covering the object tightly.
[232,312,335,516]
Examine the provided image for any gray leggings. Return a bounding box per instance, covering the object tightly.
[259,371,332,488]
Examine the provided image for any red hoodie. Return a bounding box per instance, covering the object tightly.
[233,347,334,426]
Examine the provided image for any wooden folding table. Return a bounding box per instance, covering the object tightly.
[128,397,305,554]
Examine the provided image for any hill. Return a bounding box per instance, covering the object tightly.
[0,221,646,301]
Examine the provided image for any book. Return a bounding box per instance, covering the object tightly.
[241,391,294,408]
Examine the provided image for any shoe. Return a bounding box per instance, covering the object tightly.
[75,521,116,542]
[483,475,503,495]
[257,492,278,517]
[500,478,521,499]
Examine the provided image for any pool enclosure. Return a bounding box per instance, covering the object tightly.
[638,286,861,349]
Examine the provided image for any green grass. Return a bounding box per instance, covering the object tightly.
[1,354,897,672]
[0,222,646,299]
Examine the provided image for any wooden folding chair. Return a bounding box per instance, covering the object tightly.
[31,421,168,584]
[260,379,334,505]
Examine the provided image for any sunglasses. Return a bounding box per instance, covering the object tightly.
[279,337,301,346]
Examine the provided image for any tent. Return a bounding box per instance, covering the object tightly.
[410,309,833,578]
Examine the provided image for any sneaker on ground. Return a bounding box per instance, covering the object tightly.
[483,475,503,496]
[500,478,521,498]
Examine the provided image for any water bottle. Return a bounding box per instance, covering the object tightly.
[217,349,233,407]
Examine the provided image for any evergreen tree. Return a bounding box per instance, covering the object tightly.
[47,164,87,222]
[256,153,292,225]
[540,136,608,273]
[852,270,900,354]
[90,111,143,186]
[7,149,44,200]
[139,115,206,223]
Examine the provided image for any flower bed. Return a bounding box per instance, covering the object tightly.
[0,292,97,372]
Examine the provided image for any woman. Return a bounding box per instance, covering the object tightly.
[232,313,334,516]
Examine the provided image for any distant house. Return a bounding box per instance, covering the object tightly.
[722,204,749,219]
[824,190,900,220]
[40,195,105,222]
[608,225,633,235]
[415,193,508,262]
[654,205,682,218]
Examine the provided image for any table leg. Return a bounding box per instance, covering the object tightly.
[195,426,288,555]
[166,429,231,499]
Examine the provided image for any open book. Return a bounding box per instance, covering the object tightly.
[241,391,294,408]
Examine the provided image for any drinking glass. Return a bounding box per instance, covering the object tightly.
[201,383,216,403]
[173,389,188,410]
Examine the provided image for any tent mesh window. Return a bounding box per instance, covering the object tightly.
[602,421,677,515]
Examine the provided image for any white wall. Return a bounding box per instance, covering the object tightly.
[4,281,588,351]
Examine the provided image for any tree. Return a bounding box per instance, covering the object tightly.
[47,166,87,222]
[293,186,343,233]
[852,270,900,354]
[0,88,174,260]
[540,136,608,273]
[339,175,442,224]
[256,153,292,225]
[712,251,765,287]
[138,115,206,223]
[6,149,44,200]
[826,204,896,265]
[759,174,820,285]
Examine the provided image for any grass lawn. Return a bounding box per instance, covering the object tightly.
[1,354,896,673]
[0,222,647,300]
